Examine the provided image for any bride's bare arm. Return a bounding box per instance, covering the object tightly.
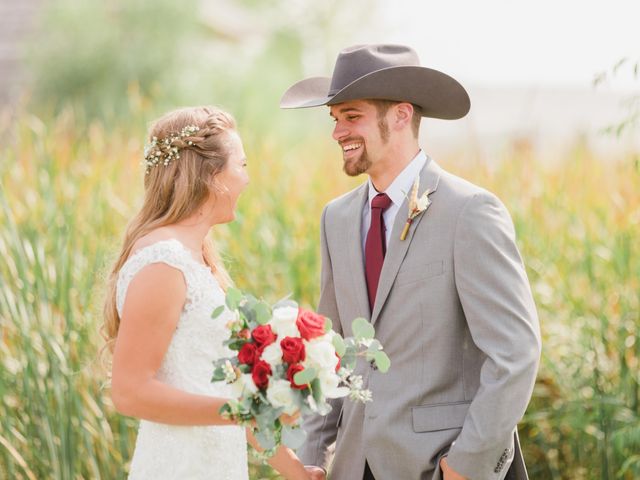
[111,262,233,426]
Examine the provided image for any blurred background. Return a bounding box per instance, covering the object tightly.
[0,0,638,479]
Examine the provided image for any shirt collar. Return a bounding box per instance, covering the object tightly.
[367,150,427,207]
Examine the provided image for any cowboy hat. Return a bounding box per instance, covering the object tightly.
[280,44,470,120]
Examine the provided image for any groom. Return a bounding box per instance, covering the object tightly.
[281,44,541,480]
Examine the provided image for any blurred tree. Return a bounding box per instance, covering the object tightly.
[24,0,378,131]
[26,0,201,120]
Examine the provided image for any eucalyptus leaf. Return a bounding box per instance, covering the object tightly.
[293,367,317,386]
[227,339,245,351]
[226,287,243,310]
[332,335,346,357]
[239,304,256,324]
[324,317,333,333]
[256,407,281,430]
[352,317,375,340]
[373,351,391,373]
[254,429,277,451]
[341,351,357,370]
[255,302,272,325]
[281,425,307,449]
[310,378,324,406]
[211,367,226,382]
[211,305,225,319]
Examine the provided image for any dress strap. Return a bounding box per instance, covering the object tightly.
[115,239,198,317]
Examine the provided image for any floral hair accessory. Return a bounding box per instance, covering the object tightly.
[400,176,432,240]
[143,125,201,174]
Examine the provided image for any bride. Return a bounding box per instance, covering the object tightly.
[103,106,313,479]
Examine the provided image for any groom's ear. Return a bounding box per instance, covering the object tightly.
[392,103,414,132]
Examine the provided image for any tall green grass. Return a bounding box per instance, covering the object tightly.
[0,111,638,479]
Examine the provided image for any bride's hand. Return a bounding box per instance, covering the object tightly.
[279,412,300,425]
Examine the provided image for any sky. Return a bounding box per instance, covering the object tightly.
[370,0,639,92]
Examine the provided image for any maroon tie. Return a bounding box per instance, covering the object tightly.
[365,193,392,310]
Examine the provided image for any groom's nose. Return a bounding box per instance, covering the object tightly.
[332,120,349,141]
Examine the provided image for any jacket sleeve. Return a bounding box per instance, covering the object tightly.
[297,205,345,469]
[447,191,541,479]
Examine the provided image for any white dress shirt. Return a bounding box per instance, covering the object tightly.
[361,150,427,253]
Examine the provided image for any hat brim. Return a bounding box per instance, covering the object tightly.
[280,66,470,120]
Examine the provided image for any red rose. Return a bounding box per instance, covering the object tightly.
[252,325,277,348]
[280,337,306,364]
[286,363,307,390]
[296,309,326,341]
[335,352,341,373]
[238,343,257,365]
[252,360,272,389]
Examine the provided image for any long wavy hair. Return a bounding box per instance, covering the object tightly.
[102,106,235,355]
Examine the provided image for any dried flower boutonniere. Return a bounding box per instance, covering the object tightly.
[400,176,432,240]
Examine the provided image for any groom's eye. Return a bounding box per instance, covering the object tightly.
[347,115,359,121]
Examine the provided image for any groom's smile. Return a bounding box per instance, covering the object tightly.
[341,140,364,160]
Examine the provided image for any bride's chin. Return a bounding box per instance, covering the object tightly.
[215,211,236,225]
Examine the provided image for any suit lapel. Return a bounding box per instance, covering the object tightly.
[346,184,371,320]
[370,157,441,325]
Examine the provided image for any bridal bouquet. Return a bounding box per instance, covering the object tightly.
[211,288,390,455]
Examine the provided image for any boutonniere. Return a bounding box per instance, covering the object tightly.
[400,176,432,240]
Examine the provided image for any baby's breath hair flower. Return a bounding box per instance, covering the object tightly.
[142,125,201,174]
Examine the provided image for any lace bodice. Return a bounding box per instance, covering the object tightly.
[116,239,248,479]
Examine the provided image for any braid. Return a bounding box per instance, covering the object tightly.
[143,110,235,173]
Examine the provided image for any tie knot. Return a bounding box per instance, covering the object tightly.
[371,193,392,210]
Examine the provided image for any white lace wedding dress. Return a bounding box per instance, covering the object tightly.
[116,239,248,479]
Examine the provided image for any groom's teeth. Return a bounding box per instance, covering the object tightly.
[343,143,362,152]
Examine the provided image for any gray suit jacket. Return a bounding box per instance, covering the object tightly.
[298,157,541,480]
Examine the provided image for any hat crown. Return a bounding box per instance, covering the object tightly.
[329,44,420,95]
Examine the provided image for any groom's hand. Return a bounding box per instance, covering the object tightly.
[304,466,326,480]
[440,456,468,480]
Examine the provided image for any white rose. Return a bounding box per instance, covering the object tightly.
[305,338,338,371]
[261,342,283,368]
[231,373,258,398]
[271,306,300,338]
[318,370,349,399]
[266,379,298,415]
[317,331,336,343]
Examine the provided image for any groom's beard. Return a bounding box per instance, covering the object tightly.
[343,151,371,176]
[342,141,372,177]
